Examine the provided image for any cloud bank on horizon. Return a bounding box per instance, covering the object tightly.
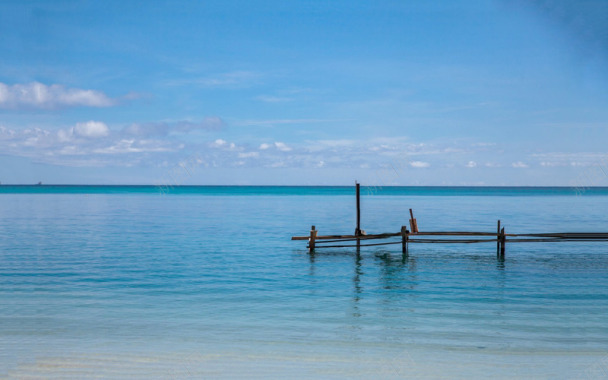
[1,0,607,185]
[0,82,116,109]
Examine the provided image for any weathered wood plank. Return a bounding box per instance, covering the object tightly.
[293,231,608,240]
[308,225,317,253]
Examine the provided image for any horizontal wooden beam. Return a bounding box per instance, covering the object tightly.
[292,231,608,241]
[292,232,401,241]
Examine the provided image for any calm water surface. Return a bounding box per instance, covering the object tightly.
[1,187,607,379]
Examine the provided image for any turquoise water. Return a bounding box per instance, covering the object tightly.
[1,187,608,379]
[2,185,608,196]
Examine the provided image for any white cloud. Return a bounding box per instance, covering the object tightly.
[210,139,239,151]
[237,118,342,127]
[124,123,169,137]
[410,161,430,168]
[197,116,224,130]
[570,161,590,167]
[171,117,224,132]
[238,152,259,158]
[316,139,356,148]
[0,82,116,109]
[74,121,109,138]
[56,128,73,142]
[93,139,172,154]
[0,124,582,181]
[532,152,608,169]
[168,71,260,88]
[124,117,224,137]
[202,71,258,87]
[274,142,292,152]
[0,126,15,140]
[0,123,181,167]
[255,95,292,103]
[555,160,595,167]
[540,161,565,167]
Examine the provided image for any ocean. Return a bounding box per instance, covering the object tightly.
[1,186,608,379]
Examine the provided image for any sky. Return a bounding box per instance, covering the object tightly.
[1,0,607,186]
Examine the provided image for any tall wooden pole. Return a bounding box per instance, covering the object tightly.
[356,182,361,236]
[355,182,361,250]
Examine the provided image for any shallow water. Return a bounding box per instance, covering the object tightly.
[1,187,607,378]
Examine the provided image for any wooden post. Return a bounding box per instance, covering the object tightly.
[409,208,418,233]
[355,182,361,236]
[496,220,501,257]
[308,225,317,253]
[401,226,409,256]
[356,182,361,250]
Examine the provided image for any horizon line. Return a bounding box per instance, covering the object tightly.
[1,184,607,188]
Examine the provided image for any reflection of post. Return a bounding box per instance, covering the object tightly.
[496,220,501,258]
[353,253,362,306]
[500,227,506,258]
[401,226,409,256]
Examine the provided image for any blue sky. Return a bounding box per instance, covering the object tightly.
[1,0,607,185]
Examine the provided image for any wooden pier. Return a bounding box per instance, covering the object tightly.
[291,183,608,258]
